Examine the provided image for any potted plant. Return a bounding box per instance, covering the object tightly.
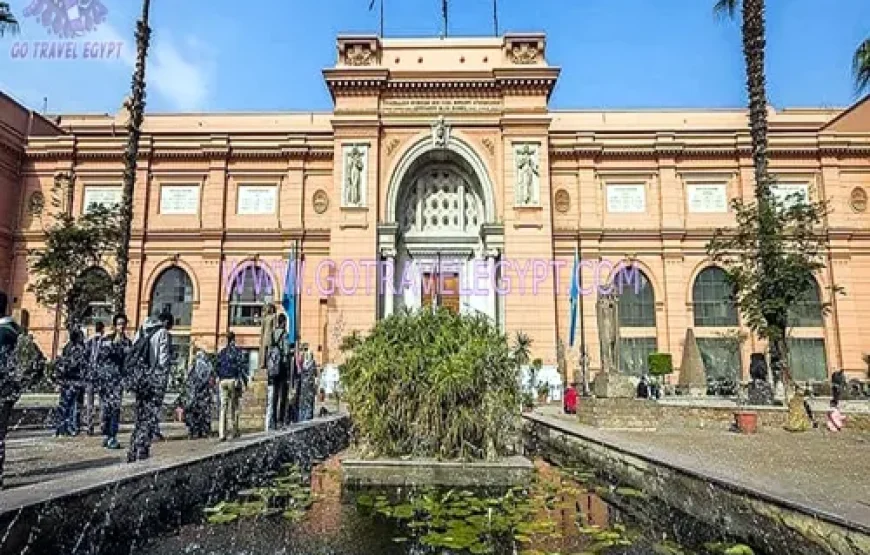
[521,391,535,412]
[647,353,673,399]
[536,382,550,404]
[733,383,758,434]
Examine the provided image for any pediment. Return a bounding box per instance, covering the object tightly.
[822,95,870,133]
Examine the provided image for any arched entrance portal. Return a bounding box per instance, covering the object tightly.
[378,135,504,325]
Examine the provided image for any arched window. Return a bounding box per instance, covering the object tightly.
[149,266,194,328]
[788,278,823,327]
[613,267,657,377]
[78,267,113,326]
[228,265,274,327]
[692,267,738,327]
[614,268,655,327]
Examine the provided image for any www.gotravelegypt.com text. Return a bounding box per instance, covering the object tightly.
[222,258,642,298]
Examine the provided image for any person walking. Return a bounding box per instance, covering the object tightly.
[265,314,291,431]
[82,321,105,436]
[831,368,846,404]
[185,347,214,439]
[95,314,131,449]
[636,375,650,399]
[126,312,173,462]
[0,299,44,489]
[217,332,247,441]
[55,329,88,437]
[297,343,318,422]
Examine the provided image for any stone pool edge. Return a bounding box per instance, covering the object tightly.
[524,412,870,555]
[0,414,352,554]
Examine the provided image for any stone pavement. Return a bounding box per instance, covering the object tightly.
[3,401,337,490]
[530,405,870,530]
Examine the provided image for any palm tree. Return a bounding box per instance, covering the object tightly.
[0,2,19,37]
[715,0,792,381]
[114,0,152,314]
[853,38,870,94]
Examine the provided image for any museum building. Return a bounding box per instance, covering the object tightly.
[1,33,870,385]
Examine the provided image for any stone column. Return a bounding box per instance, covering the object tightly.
[382,251,395,318]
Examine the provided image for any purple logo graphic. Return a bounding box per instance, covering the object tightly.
[24,0,108,38]
[10,0,121,61]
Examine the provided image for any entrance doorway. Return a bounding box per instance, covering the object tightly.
[421,272,460,314]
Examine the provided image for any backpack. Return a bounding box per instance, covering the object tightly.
[123,329,157,395]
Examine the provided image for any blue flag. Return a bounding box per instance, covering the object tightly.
[568,246,580,347]
[282,245,298,347]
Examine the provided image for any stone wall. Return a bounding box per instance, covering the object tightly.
[574,398,870,432]
[527,417,870,555]
[0,415,351,555]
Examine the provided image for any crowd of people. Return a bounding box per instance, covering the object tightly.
[0,296,323,488]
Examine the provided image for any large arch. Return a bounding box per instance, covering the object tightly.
[385,132,497,225]
[379,131,502,323]
[149,266,196,328]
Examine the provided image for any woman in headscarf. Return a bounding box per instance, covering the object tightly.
[297,343,318,422]
[185,346,214,439]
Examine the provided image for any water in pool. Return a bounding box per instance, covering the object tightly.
[140,456,753,555]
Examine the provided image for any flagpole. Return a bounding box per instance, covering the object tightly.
[577,237,589,396]
[380,0,384,36]
[493,0,498,36]
[442,0,448,38]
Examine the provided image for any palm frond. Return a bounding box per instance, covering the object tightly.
[0,1,19,37]
[853,38,870,94]
[713,0,739,19]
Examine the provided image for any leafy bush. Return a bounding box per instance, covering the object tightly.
[648,353,674,377]
[339,308,520,461]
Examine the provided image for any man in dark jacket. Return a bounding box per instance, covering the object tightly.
[55,329,88,437]
[217,332,248,441]
[127,312,173,462]
[0,298,44,488]
[82,321,105,436]
[95,314,131,449]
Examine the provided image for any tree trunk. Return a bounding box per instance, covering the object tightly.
[114,0,152,315]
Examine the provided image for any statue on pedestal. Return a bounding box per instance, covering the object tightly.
[259,304,277,371]
[592,293,633,398]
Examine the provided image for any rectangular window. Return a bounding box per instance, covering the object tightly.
[686,183,728,213]
[159,185,200,215]
[606,184,645,213]
[230,304,264,327]
[83,186,122,213]
[696,338,741,383]
[619,337,657,377]
[771,183,809,208]
[237,185,277,215]
[787,338,827,382]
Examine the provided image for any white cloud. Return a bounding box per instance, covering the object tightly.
[91,23,214,112]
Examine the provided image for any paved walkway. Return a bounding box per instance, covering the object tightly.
[529,405,870,530]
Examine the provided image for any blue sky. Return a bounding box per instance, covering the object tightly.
[0,0,867,114]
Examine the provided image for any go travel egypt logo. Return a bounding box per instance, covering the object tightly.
[9,0,123,61]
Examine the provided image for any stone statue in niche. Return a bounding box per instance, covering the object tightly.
[431,115,450,148]
[343,145,365,207]
[515,144,539,206]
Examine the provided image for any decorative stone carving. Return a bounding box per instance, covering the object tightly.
[386,138,401,157]
[554,189,570,213]
[27,191,45,215]
[398,164,483,236]
[481,137,495,156]
[514,143,540,206]
[431,115,450,148]
[850,187,867,212]
[505,35,545,65]
[342,144,368,207]
[345,43,375,66]
[312,189,329,214]
[509,43,540,64]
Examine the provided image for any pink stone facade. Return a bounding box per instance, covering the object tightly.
[3,34,870,384]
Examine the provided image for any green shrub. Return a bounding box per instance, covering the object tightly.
[648,353,674,377]
[339,308,520,461]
